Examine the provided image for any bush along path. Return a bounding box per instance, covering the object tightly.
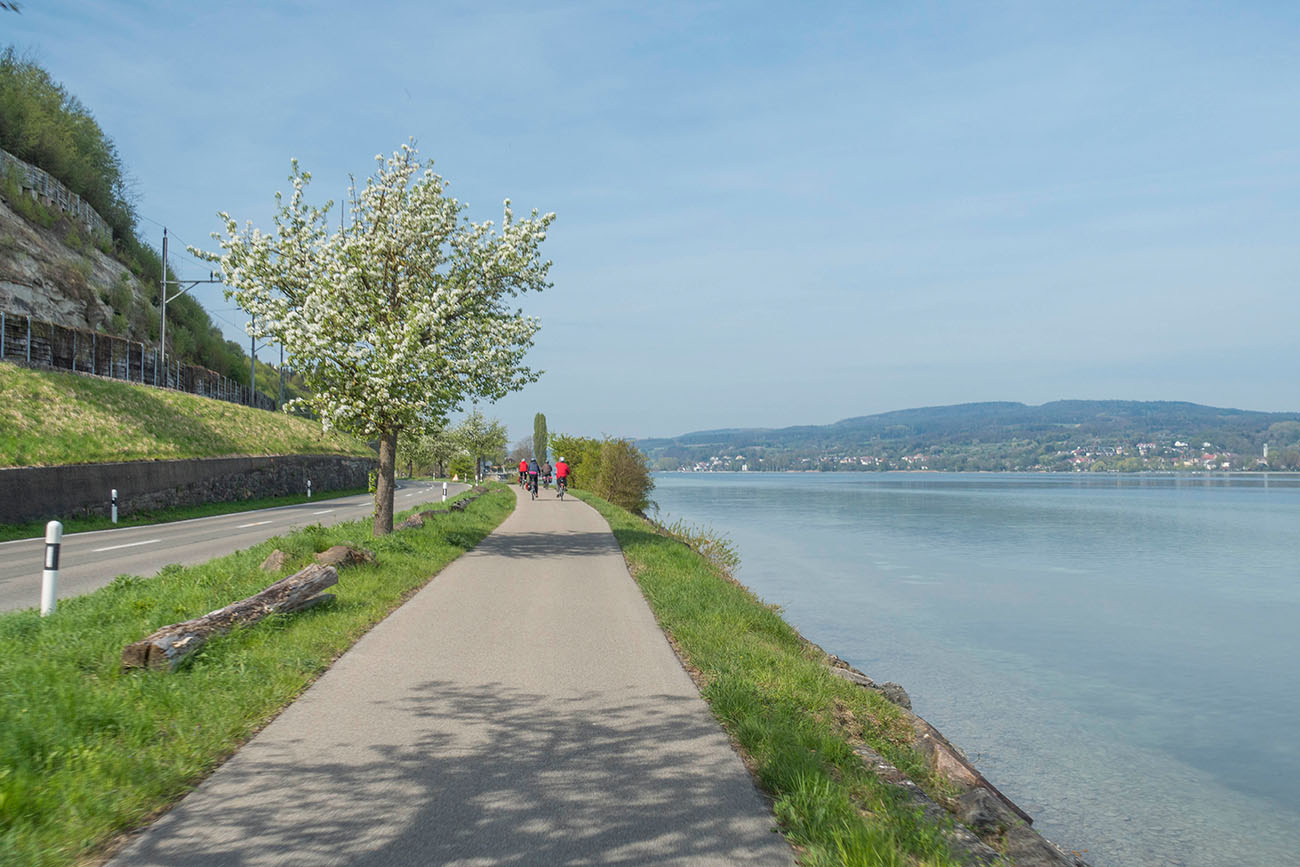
[0,485,512,867]
[577,491,1090,867]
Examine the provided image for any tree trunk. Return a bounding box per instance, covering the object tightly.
[373,427,398,536]
[122,563,338,671]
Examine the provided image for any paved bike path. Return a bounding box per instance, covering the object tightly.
[112,485,794,865]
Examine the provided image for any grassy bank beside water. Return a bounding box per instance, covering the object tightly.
[577,491,973,866]
[0,364,371,468]
[0,485,512,866]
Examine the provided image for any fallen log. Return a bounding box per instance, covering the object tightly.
[122,563,339,672]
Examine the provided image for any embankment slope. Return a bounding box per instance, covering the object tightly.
[0,364,369,468]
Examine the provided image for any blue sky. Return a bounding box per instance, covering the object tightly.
[7,1,1298,441]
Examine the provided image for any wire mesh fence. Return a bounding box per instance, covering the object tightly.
[1,147,113,242]
[0,310,276,411]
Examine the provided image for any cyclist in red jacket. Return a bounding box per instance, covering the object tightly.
[518,458,528,488]
[555,457,570,497]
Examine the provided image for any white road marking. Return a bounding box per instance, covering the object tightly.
[92,539,161,553]
[312,509,335,515]
[237,520,273,528]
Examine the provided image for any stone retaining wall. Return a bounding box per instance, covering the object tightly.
[0,454,376,525]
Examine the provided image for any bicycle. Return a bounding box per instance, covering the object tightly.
[556,476,567,500]
[529,474,539,500]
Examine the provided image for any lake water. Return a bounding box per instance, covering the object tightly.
[650,472,1300,867]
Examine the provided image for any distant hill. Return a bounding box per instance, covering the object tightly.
[640,401,1300,472]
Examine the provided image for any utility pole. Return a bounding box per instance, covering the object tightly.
[279,343,285,410]
[250,315,256,407]
[158,227,221,388]
[158,228,168,379]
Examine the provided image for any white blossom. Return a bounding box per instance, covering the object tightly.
[192,142,554,532]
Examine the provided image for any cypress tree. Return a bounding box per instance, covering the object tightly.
[534,412,548,464]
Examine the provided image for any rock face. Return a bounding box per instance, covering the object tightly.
[0,197,141,335]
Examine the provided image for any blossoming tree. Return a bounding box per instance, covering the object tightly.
[455,409,508,482]
[195,143,554,535]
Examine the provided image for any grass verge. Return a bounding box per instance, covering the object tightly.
[575,491,972,867]
[0,363,372,468]
[0,486,369,543]
[0,484,512,866]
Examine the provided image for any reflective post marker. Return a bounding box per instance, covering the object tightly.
[307,479,312,499]
[442,482,448,502]
[111,489,118,524]
[40,521,62,616]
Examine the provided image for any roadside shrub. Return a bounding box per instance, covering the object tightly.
[593,438,654,515]
[447,454,474,480]
[550,433,654,514]
[550,432,602,490]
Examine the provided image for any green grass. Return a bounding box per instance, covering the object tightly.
[0,363,372,468]
[0,486,369,542]
[0,485,512,866]
[576,491,975,866]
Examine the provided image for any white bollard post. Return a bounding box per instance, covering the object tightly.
[442,481,448,502]
[307,479,312,499]
[40,521,62,617]
[111,488,118,524]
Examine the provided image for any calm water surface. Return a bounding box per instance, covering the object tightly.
[651,472,1300,867]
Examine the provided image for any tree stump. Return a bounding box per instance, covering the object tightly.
[122,564,338,671]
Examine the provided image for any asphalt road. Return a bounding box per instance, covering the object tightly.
[111,484,794,866]
[0,480,465,614]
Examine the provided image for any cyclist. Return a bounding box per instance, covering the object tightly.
[555,456,569,498]
[542,459,553,488]
[527,457,541,498]
[518,457,528,488]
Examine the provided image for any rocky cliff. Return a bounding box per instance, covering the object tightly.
[0,195,155,339]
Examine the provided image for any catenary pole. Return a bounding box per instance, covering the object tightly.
[159,228,168,377]
[250,315,256,407]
